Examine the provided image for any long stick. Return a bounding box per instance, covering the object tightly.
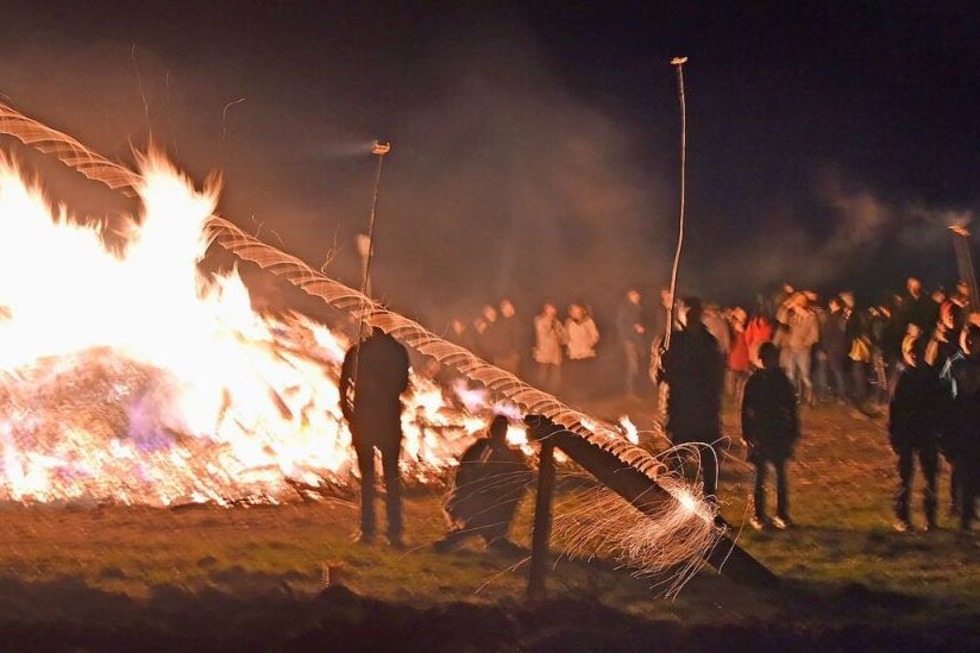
[348,142,390,411]
[664,56,689,351]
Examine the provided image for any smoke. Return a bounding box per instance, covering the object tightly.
[0,4,970,326]
[690,167,967,306]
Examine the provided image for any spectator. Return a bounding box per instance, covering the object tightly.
[744,304,774,369]
[494,298,522,374]
[477,304,500,362]
[661,296,726,501]
[785,292,820,405]
[889,335,943,532]
[727,307,751,405]
[818,296,848,401]
[339,326,411,547]
[533,303,566,394]
[564,303,600,402]
[944,324,980,531]
[616,289,646,399]
[742,342,800,530]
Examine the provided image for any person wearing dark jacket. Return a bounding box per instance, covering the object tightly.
[944,325,980,531]
[339,326,411,547]
[888,335,944,532]
[661,296,725,500]
[741,342,800,530]
[433,415,532,552]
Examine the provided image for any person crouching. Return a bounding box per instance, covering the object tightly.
[433,415,533,553]
[742,342,801,530]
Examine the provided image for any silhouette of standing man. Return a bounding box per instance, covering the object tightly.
[339,325,411,547]
[661,296,725,501]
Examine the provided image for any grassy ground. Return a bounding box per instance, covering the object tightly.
[0,396,977,649]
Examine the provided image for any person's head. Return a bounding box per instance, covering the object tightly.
[940,301,956,330]
[932,287,947,303]
[902,334,928,368]
[956,280,970,299]
[906,277,922,297]
[731,306,747,325]
[542,303,557,318]
[627,289,641,305]
[499,298,515,318]
[828,297,841,313]
[451,318,466,334]
[839,291,855,309]
[782,282,795,295]
[569,303,584,321]
[793,292,810,310]
[488,415,510,444]
[482,305,498,322]
[758,341,779,369]
[964,324,980,361]
[680,296,702,327]
[660,288,673,308]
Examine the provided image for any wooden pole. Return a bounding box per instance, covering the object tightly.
[527,437,557,602]
[664,56,689,352]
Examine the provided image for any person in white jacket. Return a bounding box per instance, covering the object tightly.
[564,304,600,401]
[533,303,566,394]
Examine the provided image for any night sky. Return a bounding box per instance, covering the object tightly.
[2,2,980,326]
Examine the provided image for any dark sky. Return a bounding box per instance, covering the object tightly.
[2,1,980,326]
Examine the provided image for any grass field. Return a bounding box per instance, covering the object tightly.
[0,396,977,650]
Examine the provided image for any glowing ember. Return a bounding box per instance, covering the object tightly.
[0,153,492,506]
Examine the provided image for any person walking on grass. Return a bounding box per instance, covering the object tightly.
[741,342,800,530]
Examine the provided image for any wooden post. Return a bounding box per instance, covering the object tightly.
[527,437,557,602]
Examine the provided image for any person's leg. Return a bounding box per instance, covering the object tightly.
[961,459,978,530]
[919,444,939,529]
[813,352,827,401]
[623,342,639,397]
[830,358,847,400]
[355,442,377,538]
[753,460,769,522]
[701,442,719,500]
[894,446,913,528]
[772,457,788,521]
[380,439,403,542]
[797,349,814,405]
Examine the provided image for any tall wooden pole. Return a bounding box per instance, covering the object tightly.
[664,56,689,351]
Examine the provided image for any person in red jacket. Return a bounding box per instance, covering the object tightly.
[727,307,751,406]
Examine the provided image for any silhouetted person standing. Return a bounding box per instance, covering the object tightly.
[889,336,943,532]
[339,326,411,547]
[661,296,725,500]
[742,342,800,530]
[945,324,980,531]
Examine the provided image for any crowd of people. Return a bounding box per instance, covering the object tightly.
[340,275,980,553]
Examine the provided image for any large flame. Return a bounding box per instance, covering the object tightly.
[0,152,485,507]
